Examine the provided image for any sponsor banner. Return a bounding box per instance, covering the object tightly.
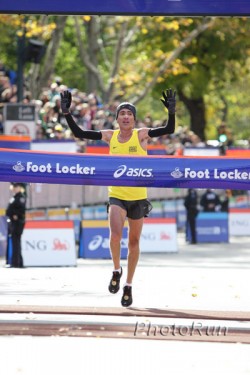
[79,218,177,258]
[1,148,250,190]
[0,216,7,257]
[229,208,250,236]
[79,220,128,259]
[0,135,31,150]
[22,221,77,266]
[140,218,178,253]
[1,1,250,16]
[194,212,229,243]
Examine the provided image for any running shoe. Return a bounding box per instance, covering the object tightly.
[108,267,123,294]
[121,285,133,307]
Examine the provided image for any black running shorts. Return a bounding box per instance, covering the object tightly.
[108,197,152,220]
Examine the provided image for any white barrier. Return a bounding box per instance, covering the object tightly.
[22,221,77,266]
[140,218,178,253]
[229,208,250,236]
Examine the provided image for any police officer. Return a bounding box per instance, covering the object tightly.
[6,182,26,268]
[200,189,221,212]
[184,188,199,244]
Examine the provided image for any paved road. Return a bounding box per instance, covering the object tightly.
[0,234,249,310]
[0,234,249,374]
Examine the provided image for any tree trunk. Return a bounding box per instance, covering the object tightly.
[28,16,68,98]
[178,90,206,141]
[86,18,100,92]
[74,16,130,102]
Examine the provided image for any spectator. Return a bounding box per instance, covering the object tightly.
[75,103,92,130]
[53,123,66,139]
[103,111,115,130]
[48,82,60,102]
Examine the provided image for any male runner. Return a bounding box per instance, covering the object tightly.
[61,88,176,307]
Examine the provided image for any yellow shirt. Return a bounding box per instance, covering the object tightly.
[109,129,147,200]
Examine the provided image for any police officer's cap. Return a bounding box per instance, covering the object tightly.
[11,182,26,188]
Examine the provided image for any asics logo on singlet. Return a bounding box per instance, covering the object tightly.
[114,164,153,178]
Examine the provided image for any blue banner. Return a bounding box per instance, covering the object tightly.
[0,140,30,150]
[1,148,250,190]
[79,224,127,259]
[196,212,229,243]
[1,0,250,16]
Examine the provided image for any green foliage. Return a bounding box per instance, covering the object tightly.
[1,15,250,141]
[55,43,85,90]
[0,17,18,69]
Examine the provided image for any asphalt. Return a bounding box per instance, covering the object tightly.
[0,233,250,375]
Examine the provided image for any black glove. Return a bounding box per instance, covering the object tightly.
[161,88,176,114]
[60,90,72,114]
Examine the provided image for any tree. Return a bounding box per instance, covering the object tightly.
[0,15,60,99]
[73,16,215,105]
[168,17,250,140]
[2,15,250,141]
[28,16,68,99]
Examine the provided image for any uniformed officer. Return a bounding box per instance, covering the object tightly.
[184,188,199,244]
[6,182,26,268]
[200,189,221,212]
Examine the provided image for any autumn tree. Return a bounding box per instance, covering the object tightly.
[2,15,250,140]
[166,17,250,140]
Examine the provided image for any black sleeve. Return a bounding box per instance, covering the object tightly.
[148,114,175,138]
[65,113,102,140]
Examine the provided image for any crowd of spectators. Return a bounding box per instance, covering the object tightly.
[0,62,221,154]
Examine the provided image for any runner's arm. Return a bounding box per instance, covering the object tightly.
[61,90,102,140]
[148,114,175,137]
[148,88,176,138]
[64,113,102,140]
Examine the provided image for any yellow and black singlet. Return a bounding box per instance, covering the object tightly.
[109,129,147,200]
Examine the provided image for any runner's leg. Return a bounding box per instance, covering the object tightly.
[126,217,144,284]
